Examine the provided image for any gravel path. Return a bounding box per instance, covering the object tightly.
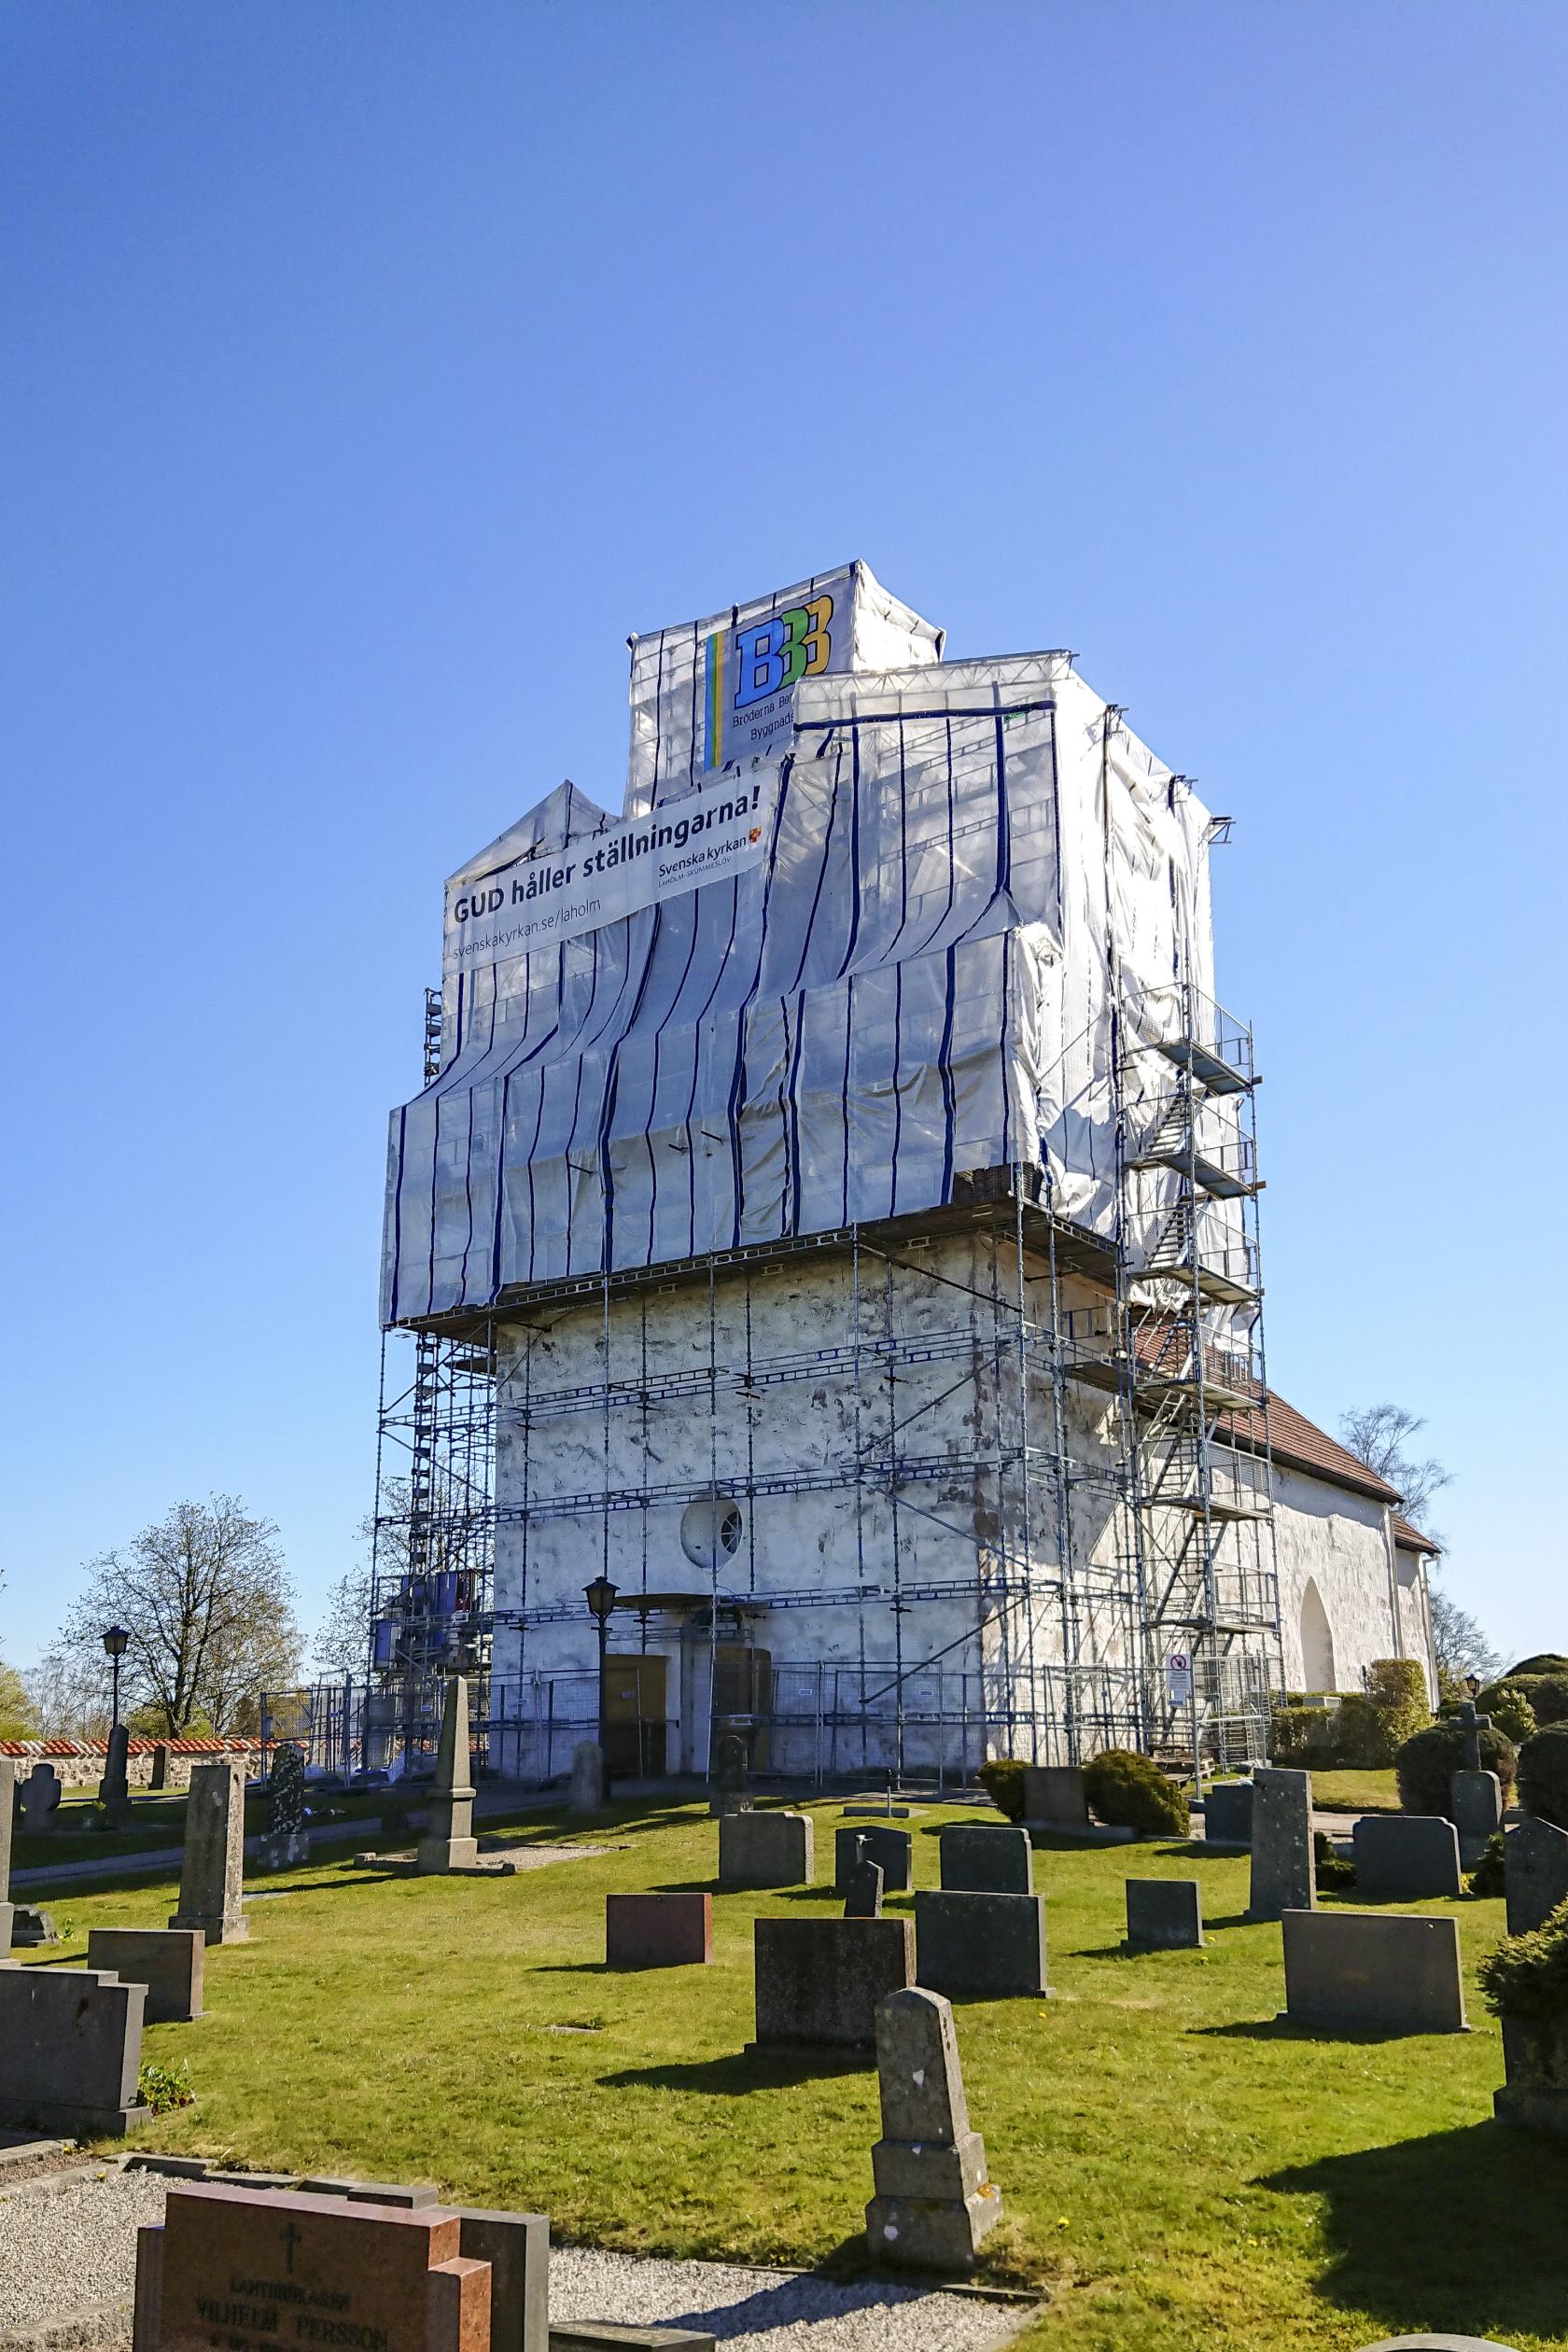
[0,2169,1029,2352]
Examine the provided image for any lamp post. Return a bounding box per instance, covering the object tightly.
[102,1624,131,1731]
[1464,1673,1481,1701]
[583,1575,618,1799]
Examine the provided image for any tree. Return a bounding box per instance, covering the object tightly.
[0,1655,39,1739]
[313,1564,373,1677]
[1338,1403,1452,1526]
[1428,1586,1501,1696]
[55,1495,302,1737]
[26,1642,112,1740]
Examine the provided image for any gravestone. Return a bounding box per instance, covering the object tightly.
[1355,2338,1522,2349]
[833,1823,912,1894]
[843,1843,884,1920]
[708,1730,753,1817]
[1451,1771,1505,1869]
[1126,1877,1204,1950]
[170,1757,248,1944]
[1281,1909,1467,2035]
[605,1893,713,1968]
[1247,1768,1315,1920]
[938,1823,1034,1894]
[417,1679,478,1872]
[1352,1813,1463,1900]
[0,1756,13,1956]
[18,1762,61,1834]
[99,1722,133,1824]
[1504,1814,1568,1936]
[12,1906,60,1945]
[915,1890,1048,1997]
[719,1810,813,1888]
[0,1964,148,2135]
[1204,1780,1254,1846]
[262,1742,310,1869]
[864,1985,1002,2271]
[452,2205,551,2352]
[1458,1699,1491,1774]
[749,1916,915,2053]
[149,1742,172,1791]
[137,2181,499,2352]
[569,1741,607,1813]
[87,1926,204,2023]
[1021,1764,1089,1828]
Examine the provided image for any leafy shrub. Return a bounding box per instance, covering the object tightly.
[1467,1829,1506,1898]
[977,1759,1026,1824]
[138,2058,195,2115]
[1362,1659,1432,1755]
[1084,1748,1189,1837]
[1313,1828,1354,1890]
[1478,1897,1568,2028]
[1395,1720,1517,1817]
[1479,1669,1568,1727]
[1486,1683,1540,1745]
[1519,1725,1568,1831]
[1506,1656,1568,1680]
[1526,1677,1568,1727]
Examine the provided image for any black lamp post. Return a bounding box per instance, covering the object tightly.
[102,1624,131,1731]
[1464,1673,1481,1700]
[584,1575,618,1797]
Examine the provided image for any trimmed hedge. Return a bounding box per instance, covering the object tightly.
[1467,1828,1506,1898]
[1084,1748,1188,1837]
[1395,1719,1517,1817]
[977,1758,1026,1824]
[1506,1655,1568,1679]
[1519,1724,1568,1832]
[1485,1682,1540,1745]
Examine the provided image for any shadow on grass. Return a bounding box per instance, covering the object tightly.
[1263,2121,1568,2342]
[600,2049,872,2094]
[1196,2016,1443,2044]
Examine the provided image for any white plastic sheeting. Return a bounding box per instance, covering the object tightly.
[382,579,1225,1326]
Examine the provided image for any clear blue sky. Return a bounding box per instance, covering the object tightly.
[4,3,1563,1671]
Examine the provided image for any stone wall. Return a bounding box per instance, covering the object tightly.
[0,1739,259,1793]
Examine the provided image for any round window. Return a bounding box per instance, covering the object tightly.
[680,1494,744,1570]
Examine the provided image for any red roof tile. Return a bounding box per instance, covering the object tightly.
[1217,1390,1403,1504]
[1392,1514,1443,1554]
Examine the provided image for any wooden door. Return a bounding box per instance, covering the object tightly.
[604,1653,666,1777]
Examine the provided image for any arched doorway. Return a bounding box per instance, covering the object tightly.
[1300,1576,1337,1693]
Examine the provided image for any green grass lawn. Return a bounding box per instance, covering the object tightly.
[27,1797,1568,2351]
[1309,1769,1403,1814]
[12,1785,401,1872]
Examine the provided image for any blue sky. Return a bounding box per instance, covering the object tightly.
[4,2,1564,1670]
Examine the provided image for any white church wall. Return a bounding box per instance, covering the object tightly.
[1270,1462,1408,1692]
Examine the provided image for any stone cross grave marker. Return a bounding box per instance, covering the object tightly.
[170,1757,248,1944]
[417,1678,478,1872]
[138,2181,502,2352]
[865,1985,1002,2272]
[1505,1814,1568,1937]
[1458,1700,1491,1776]
[1247,1768,1315,1921]
[0,1756,14,1955]
[18,1762,61,1835]
[263,1743,310,1870]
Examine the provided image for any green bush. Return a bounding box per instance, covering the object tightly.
[1395,1719,1517,1817]
[1485,1683,1540,1745]
[1507,1656,1568,1680]
[977,1758,1026,1824]
[1479,1670,1568,1728]
[1467,1829,1506,1898]
[138,2058,195,2115]
[1270,1704,1336,1765]
[1314,1828,1354,1890]
[1362,1658,1433,1756]
[1527,1677,1568,1726]
[1519,1724,1568,1831]
[1478,1897,1568,2028]
[1084,1748,1189,1837]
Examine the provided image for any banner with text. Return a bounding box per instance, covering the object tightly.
[444,773,776,974]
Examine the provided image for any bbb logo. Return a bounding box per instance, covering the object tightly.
[704,593,834,766]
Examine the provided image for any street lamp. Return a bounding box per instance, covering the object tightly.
[102,1625,131,1730]
[584,1575,618,1798]
[1464,1673,1481,1701]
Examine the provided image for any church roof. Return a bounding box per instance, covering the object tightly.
[1392,1514,1443,1554]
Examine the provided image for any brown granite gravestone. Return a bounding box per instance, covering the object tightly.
[605,1893,713,1967]
[138,2181,491,2352]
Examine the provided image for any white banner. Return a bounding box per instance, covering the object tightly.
[444,772,775,974]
